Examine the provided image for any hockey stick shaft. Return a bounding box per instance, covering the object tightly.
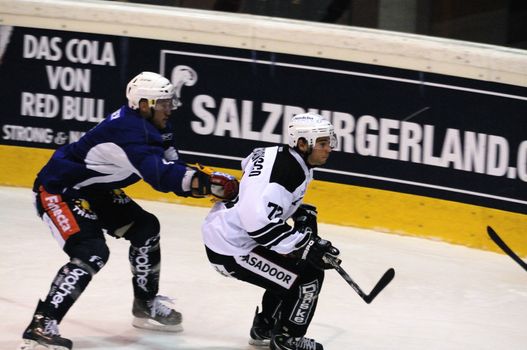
[332,263,368,299]
[187,162,215,175]
[326,256,395,304]
[487,226,527,272]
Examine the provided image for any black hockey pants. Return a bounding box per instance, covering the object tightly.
[34,186,161,322]
[205,245,325,337]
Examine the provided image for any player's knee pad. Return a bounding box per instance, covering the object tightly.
[124,211,160,247]
[67,238,110,275]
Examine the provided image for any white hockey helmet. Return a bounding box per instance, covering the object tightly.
[288,113,337,149]
[126,71,178,110]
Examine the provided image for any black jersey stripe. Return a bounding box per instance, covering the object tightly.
[249,220,286,237]
[248,221,294,246]
[294,230,311,249]
[263,228,296,248]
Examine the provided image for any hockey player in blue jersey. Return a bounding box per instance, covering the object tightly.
[18,71,238,350]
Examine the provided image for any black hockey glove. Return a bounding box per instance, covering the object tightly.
[190,170,211,198]
[299,235,341,270]
[291,204,318,235]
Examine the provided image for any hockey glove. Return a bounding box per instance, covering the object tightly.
[190,170,211,198]
[188,164,239,200]
[300,235,341,270]
[210,171,239,201]
[163,146,179,161]
[159,128,180,161]
[291,204,318,235]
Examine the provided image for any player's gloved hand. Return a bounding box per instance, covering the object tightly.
[300,235,341,270]
[292,204,318,235]
[159,129,180,161]
[190,170,211,198]
[186,163,238,200]
[163,146,179,161]
[210,171,239,200]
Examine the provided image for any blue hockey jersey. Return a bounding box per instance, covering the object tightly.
[34,105,191,196]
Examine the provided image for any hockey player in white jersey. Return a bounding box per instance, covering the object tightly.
[18,71,238,350]
[202,113,340,350]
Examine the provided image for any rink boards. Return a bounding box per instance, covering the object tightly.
[1,144,524,256]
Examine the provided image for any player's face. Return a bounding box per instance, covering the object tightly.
[139,99,171,130]
[307,137,332,166]
[150,99,173,130]
[150,108,170,130]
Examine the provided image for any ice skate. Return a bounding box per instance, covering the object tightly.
[132,295,183,332]
[270,333,323,350]
[248,307,272,346]
[19,311,72,350]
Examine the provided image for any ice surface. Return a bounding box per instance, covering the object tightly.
[1,186,525,349]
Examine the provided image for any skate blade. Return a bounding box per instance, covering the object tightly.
[18,339,71,350]
[249,338,270,346]
[132,317,183,332]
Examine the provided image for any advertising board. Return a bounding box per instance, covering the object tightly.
[1,25,525,214]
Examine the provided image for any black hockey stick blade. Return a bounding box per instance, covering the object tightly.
[363,268,395,304]
[487,226,527,272]
[326,256,395,304]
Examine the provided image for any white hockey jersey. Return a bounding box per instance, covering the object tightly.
[202,146,314,256]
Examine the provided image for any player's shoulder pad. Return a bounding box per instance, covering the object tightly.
[114,108,163,145]
[270,146,305,193]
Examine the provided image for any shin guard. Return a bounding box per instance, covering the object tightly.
[43,262,93,323]
[129,234,161,300]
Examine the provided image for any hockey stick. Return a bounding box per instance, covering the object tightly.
[487,226,527,272]
[187,162,215,175]
[325,255,395,304]
[187,162,241,180]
